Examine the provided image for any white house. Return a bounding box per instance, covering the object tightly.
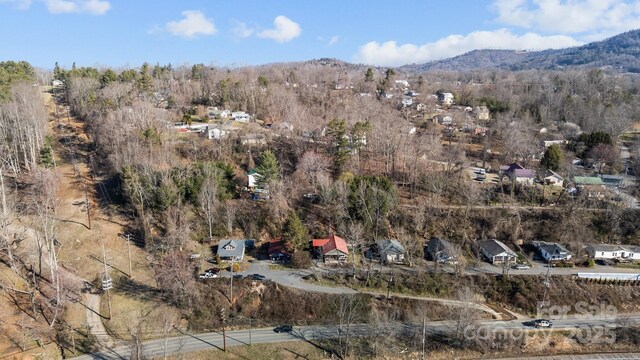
[473,106,490,121]
[543,140,568,148]
[402,97,413,107]
[207,107,231,119]
[204,125,229,140]
[478,239,517,265]
[438,92,454,106]
[532,241,572,262]
[587,244,640,261]
[541,170,564,187]
[240,133,266,145]
[248,169,262,188]
[394,80,410,89]
[232,111,251,123]
[416,103,427,111]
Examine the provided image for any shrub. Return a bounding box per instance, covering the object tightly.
[291,251,312,269]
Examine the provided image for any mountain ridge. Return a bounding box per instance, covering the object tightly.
[399,29,640,73]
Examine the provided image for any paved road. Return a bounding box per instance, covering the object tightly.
[493,353,640,360]
[70,315,640,359]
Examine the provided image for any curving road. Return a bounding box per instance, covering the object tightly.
[70,314,640,359]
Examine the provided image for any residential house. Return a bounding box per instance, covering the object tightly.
[313,234,349,262]
[204,125,229,140]
[572,176,605,198]
[207,107,231,119]
[601,175,625,187]
[376,239,406,264]
[248,169,262,188]
[240,133,266,146]
[425,237,457,264]
[416,103,427,112]
[587,244,640,261]
[435,115,453,126]
[473,106,490,121]
[217,240,246,262]
[268,238,291,262]
[532,241,572,262]
[402,96,413,107]
[478,239,517,265]
[231,111,251,123]
[542,140,568,148]
[541,170,564,187]
[438,92,454,106]
[394,79,410,89]
[501,163,536,184]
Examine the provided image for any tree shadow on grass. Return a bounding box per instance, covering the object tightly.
[115,277,165,304]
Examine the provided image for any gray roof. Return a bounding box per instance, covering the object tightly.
[426,237,455,257]
[217,240,246,258]
[588,244,640,253]
[478,239,516,257]
[533,241,571,256]
[377,239,405,255]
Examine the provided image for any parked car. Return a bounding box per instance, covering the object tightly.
[513,264,530,270]
[273,325,293,333]
[250,274,266,281]
[596,259,613,266]
[198,272,216,279]
[204,268,220,274]
[533,319,552,328]
[233,274,244,279]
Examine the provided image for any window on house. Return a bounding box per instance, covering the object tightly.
[613,253,617,256]
[601,252,605,256]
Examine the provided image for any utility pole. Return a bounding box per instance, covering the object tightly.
[220,308,227,352]
[101,243,112,319]
[421,315,426,360]
[249,317,252,346]
[126,233,132,278]
[229,258,234,305]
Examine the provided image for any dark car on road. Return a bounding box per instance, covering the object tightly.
[250,274,266,281]
[273,325,293,333]
[233,274,244,279]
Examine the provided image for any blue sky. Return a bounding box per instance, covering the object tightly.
[2,0,640,68]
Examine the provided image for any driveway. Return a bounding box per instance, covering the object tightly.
[220,260,357,295]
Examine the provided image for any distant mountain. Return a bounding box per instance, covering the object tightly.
[400,29,640,73]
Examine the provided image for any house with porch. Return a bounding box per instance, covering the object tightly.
[532,241,572,262]
[501,163,536,184]
[312,234,349,263]
[587,244,640,261]
[217,240,246,262]
[376,239,405,264]
[425,237,458,264]
[478,239,517,265]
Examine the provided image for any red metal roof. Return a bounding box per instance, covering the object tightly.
[312,239,329,247]
[319,234,349,255]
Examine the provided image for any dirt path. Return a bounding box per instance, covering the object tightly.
[84,293,115,348]
[42,89,125,349]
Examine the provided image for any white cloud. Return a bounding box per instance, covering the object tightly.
[43,0,110,14]
[328,35,339,46]
[257,15,301,43]
[0,0,33,10]
[166,10,217,38]
[231,20,254,38]
[353,29,582,67]
[493,0,640,36]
